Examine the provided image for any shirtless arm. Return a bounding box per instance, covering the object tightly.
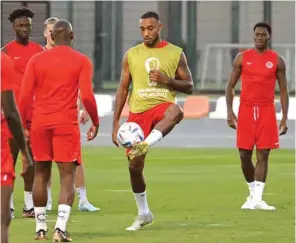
[225,53,242,129]
[112,52,132,147]
[148,52,194,94]
[276,55,289,135]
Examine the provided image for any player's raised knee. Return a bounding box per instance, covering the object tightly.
[167,104,184,124]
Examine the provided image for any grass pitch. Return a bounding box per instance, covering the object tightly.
[10,147,294,243]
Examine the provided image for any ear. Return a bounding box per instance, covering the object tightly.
[70,31,74,40]
[43,29,47,38]
[158,23,163,31]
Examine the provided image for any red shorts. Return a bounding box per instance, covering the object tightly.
[30,125,81,164]
[126,102,173,153]
[1,131,15,186]
[237,103,279,150]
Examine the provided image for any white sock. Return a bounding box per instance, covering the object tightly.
[134,191,150,216]
[47,187,52,203]
[10,193,14,210]
[252,181,265,202]
[144,129,163,146]
[247,181,255,197]
[55,204,71,232]
[76,187,88,204]
[24,191,34,210]
[34,207,47,232]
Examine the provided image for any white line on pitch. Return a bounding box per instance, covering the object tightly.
[28,219,80,223]
[179,223,233,227]
[105,189,131,192]
[264,193,280,196]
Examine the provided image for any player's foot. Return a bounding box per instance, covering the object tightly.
[126,211,154,231]
[46,200,53,211]
[10,209,15,219]
[35,229,48,240]
[78,201,100,212]
[241,196,252,210]
[53,228,73,242]
[128,142,149,160]
[22,208,35,218]
[249,200,276,211]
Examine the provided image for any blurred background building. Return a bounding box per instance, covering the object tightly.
[1,1,295,94]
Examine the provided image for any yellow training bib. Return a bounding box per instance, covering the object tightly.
[127,42,182,113]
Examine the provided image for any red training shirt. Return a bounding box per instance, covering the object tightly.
[240,48,278,106]
[3,40,44,101]
[18,45,99,128]
[1,52,15,140]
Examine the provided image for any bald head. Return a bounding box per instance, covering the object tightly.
[51,19,74,46]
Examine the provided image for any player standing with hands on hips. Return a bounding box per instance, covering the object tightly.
[112,11,193,231]
[226,22,289,210]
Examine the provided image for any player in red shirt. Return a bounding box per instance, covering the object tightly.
[43,17,100,212]
[1,52,33,243]
[2,7,44,218]
[18,19,99,241]
[226,22,289,210]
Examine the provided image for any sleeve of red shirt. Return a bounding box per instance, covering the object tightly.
[79,56,99,126]
[18,56,36,127]
[1,53,14,92]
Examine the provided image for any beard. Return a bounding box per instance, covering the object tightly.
[145,35,160,47]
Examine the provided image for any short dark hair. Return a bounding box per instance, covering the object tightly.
[8,7,34,23]
[253,22,272,35]
[140,11,160,21]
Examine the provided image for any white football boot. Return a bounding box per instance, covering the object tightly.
[249,200,276,211]
[241,196,253,210]
[126,211,154,231]
[78,201,100,212]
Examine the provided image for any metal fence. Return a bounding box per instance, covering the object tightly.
[1,1,295,94]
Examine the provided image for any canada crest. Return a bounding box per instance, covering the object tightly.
[265,61,273,69]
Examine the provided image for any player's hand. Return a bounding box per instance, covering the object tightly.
[20,150,33,177]
[24,128,30,142]
[87,124,99,141]
[149,69,169,84]
[279,118,288,136]
[79,110,90,125]
[112,122,120,147]
[227,111,237,129]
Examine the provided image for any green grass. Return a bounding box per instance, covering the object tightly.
[10,148,294,243]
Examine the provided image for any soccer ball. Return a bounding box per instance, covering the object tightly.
[117,122,144,148]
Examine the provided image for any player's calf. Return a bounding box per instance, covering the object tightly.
[1,185,12,243]
[22,157,35,214]
[127,156,152,230]
[238,149,255,204]
[53,162,76,241]
[128,156,145,193]
[252,149,271,204]
[33,162,51,235]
